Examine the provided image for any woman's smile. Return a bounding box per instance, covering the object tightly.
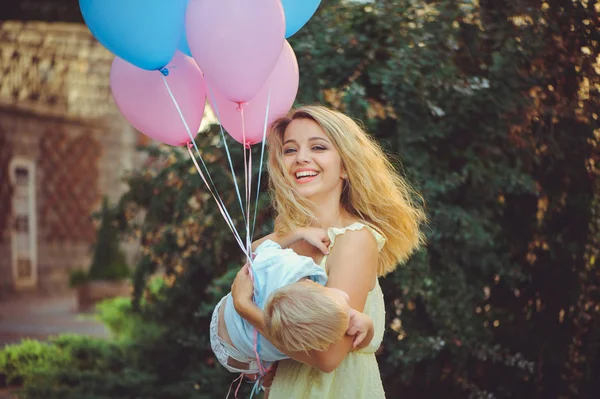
[294,168,320,184]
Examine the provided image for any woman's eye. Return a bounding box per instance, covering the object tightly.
[283,148,296,154]
[312,146,326,151]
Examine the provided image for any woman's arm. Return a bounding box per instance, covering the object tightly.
[234,228,379,373]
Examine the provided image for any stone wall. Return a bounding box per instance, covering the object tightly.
[0,21,142,297]
[0,113,139,296]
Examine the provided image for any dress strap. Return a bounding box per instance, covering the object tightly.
[327,222,386,251]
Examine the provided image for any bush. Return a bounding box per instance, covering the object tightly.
[88,197,130,281]
[0,339,71,387]
[0,288,253,399]
[0,335,133,398]
[69,198,131,288]
[68,269,88,288]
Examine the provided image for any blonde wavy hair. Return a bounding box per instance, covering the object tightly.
[264,282,349,353]
[267,105,426,276]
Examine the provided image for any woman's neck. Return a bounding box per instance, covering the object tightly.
[308,194,354,229]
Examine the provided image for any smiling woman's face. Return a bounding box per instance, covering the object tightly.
[281,118,345,202]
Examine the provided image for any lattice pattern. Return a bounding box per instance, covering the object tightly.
[0,130,13,243]
[39,131,101,242]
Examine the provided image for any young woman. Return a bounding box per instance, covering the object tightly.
[231,106,426,398]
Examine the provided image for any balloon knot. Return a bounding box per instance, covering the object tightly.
[236,102,248,112]
[244,142,252,150]
[160,67,169,76]
[187,142,193,149]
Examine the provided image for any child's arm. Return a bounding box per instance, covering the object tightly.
[252,227,329,253]
[251,231,300,251]
[346,310,375,351]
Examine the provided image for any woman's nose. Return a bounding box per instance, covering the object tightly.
[295,147,310,164]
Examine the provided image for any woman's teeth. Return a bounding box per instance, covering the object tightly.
[296,171,318,179]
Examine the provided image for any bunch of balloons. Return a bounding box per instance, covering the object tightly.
[80,0,321,147]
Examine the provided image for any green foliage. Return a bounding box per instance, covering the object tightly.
[0,322,233,399]
[69,198,130,288]
[87,197,131,281]
[288,0,599,397]
[95,297,140,342]
[0,335,139,399]
[68,269,88,288]
[0,339,71,387]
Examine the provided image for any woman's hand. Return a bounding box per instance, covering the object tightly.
[231,263,254,316]
[297,227,330,254]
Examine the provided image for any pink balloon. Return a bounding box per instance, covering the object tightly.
[209,41,299,146]
[186,0,285,103]
[110,52,207,147]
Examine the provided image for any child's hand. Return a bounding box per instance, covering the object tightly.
[297,227,330,254]
[346,310,374,349]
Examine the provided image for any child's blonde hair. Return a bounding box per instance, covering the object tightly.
[264,282,349,353]
[268,106,427,276]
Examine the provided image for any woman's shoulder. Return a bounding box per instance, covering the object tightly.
[327,220,386,252]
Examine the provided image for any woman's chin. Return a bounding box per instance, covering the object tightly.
[296,184,343,204]
[296,189,318,201]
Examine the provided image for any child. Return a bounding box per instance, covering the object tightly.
[210,239,374,374]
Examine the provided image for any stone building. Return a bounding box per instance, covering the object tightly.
[0,21,145,298]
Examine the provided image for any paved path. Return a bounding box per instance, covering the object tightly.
[0,294,109,347]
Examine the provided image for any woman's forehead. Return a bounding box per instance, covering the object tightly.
[284,118,327,140]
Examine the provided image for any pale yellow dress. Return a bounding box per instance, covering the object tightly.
[269,222,387,399]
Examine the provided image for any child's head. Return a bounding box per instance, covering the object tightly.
[263,280,351,353]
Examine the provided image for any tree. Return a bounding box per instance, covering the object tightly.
[87,197,130,281]
[287,0,599,397]
[111,0,600,396]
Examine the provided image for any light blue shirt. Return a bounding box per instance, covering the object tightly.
[223,240,328,362]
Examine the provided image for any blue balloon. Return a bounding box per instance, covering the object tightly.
[281,0,321,38]
[79,0,188,70]
[178,30,193,58]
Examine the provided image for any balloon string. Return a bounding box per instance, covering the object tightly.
[225,373,244,399]
[161,74,247,256]
[246,255,269,378]
[206,83,247,226]
[240,105,252,261]
[247,147,253,257]
[251,84,272,240]
[186,145,247,253]
[239,107,269,377]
